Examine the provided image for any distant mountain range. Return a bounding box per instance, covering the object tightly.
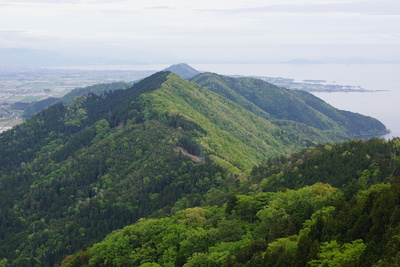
[283,57,396,64]
[1,48,399,66]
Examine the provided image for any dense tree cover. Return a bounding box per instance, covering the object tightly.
[290,89,387,136]
[250,138,397,194]
[61,183,339,267]
[141,73,307,169]
[12,97,59,113]
[0,72,218,265]
[0,73,167,172]
[0,70,395,266]
[191,73,387,141]
[21,82,132,117]
[63,138,400,267]
[0,119,226,266]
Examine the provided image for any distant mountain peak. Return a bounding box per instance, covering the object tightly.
[163,63,201,79]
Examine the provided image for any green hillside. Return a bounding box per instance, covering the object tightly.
[191,73,387,141]
[63,138,400,267]
[0,71,304,265]
[21,82,131,117]
[0,69,393,266]
[141,73,307,169]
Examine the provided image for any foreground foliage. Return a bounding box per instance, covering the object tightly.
[62,138,400,267]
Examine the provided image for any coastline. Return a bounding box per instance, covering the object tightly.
[353,129,391,139]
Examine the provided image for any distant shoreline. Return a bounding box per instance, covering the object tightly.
[303,89,389,93]
[353,129,391,139]
[233,75,389,94]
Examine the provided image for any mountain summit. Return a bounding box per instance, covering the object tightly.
[163,63,201,79]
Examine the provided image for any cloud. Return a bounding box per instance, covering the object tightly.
[0,0,398,63]
[1,0,123,3]
[0,29,65,47]
[0,30,33,43]
[198,1,400,16]
[145,6,173,10]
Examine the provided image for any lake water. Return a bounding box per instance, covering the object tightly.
[53,63,400,139]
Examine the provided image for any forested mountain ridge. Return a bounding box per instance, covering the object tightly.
[190,72,387,141]
[139,72,308,169]
[1,72,211,265]
[18,82,132,117]
[0,69,392,266]
[0,71,305,265]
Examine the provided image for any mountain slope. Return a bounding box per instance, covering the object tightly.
[63,138,400,267]
[21,82,132,117]
[288,89,387,136]
[0,71,310,265]
[190,73,387,141]
[141,73,307,169]
[0,72,223,265]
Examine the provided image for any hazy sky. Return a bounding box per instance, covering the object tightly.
[1,0,399,63]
